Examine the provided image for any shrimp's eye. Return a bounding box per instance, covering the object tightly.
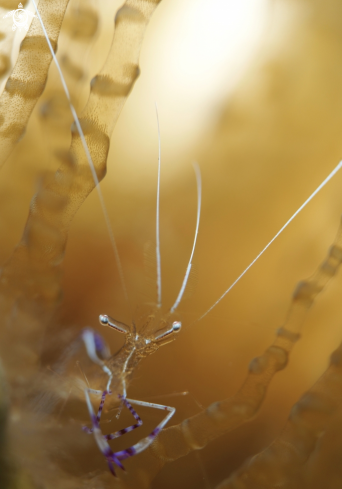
[172,321,182,332]
[99,314,109,325]
[153,320,182,343]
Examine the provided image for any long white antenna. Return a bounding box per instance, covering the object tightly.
[31,0,129,307]
[170,162,202,313]
[196,160,342,323]
[155,103,162,308]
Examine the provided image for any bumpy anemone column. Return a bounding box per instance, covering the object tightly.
[0,0,161,377]
[0,0,69,168]
[217,341,342,488]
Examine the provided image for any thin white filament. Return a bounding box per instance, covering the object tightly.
[121,346,136,398]
[170,162,202,313]
[197,160,342,323]
[31,0,129,308]
[155,102,162,308]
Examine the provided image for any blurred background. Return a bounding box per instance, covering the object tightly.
[2,0,342,487]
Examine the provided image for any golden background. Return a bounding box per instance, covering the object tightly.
[1,0,342,487]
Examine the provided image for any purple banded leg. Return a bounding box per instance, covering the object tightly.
[112,398,175,463]
[82,389,112,434]
[84,391,175,476]
[104,395,143,440]
[84,389,125,477]
[83,391,143,438]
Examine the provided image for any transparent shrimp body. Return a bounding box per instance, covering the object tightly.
[81,304,184,476]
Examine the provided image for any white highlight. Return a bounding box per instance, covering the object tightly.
[31,0,129,308]
[81,329,113,391]
[149,0,271,163]
[197,160,342,323]
[2,4,36,32]
[82,329,103,367]
[155,103,162,308]
[170,162,202,313]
